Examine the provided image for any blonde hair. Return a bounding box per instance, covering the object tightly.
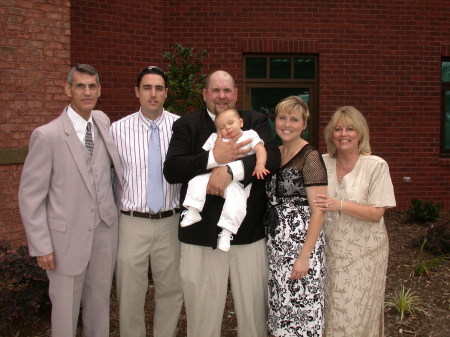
[275,96,310,123]
[324,106,371,158]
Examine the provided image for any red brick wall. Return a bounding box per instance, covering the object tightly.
[68,0,450,210]
[158,0,450,210]
[70,0,164,122]
[0,0,70,244]
[2,1,450,244]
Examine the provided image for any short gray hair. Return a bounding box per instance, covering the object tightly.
[67,64,99,84]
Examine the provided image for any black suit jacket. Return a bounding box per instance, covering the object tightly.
[164,109,281,248]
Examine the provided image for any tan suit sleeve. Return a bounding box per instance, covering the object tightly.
[19,128,54,257]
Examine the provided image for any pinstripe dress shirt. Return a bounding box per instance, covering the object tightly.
[110,109,181,213]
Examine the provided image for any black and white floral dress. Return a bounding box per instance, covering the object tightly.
[265,144,328,337]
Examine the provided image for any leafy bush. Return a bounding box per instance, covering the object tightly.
[163,43,207,115]
[413,220,450,255]
[0,241,50,331]
[407,199,442,223]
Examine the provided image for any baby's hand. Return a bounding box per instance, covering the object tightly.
[252,166,270,179]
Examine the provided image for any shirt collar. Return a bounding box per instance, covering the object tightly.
[207,109,216,121]
[138,108,164,129]
[67,105,93,130]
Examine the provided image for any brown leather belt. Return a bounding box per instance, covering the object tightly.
[121,209,180,220]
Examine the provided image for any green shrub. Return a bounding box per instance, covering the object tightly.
[0,241,50,331]
[163,43,207,115]
[406,199,442,223]
[413,220,450,255]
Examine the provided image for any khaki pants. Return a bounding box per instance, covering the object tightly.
[116,213,183,337]
[180,238,268,337]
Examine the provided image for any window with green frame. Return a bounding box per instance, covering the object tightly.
[244,55,318,146]
[442,58,450,155]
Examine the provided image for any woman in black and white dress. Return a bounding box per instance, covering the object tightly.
[265,96,328,337]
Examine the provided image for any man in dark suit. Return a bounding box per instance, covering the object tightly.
[164,70,280,337]
[19,64,122,337]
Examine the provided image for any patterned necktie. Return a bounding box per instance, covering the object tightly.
[85,122,94,155]
[147,122,164,213]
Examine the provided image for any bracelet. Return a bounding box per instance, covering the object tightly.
[339,200,343,213]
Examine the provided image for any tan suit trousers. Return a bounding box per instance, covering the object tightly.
[47,221,116,337]
[180,238,268,337]
[116,213,183,337]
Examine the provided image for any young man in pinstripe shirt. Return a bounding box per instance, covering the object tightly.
[110,66,183,337]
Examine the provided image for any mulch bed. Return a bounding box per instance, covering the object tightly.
[384,211,450,337]
[2,211,449,337]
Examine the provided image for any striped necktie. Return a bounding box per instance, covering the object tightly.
[85,122,94,155]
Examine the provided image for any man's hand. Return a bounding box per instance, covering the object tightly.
[206,166,232,197]
[212,133,252,165]
[37,252,56,270]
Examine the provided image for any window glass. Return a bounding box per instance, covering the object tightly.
[270,58,291,79]
[251,88,310,141]
[442,61,450,82]
[244,54,317,146]
[294,58,315,79]
[444,90,450,150]
[246,58,266,78]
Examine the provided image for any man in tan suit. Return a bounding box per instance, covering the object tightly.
[19,64,122,337]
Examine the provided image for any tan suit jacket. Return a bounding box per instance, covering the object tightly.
[19,107,123,276]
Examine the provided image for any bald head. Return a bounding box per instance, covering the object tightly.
[203,70,238,115]
[205,70,236,90]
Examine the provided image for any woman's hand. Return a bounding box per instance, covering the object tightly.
[290,256,309,279]
[314,193,340,212]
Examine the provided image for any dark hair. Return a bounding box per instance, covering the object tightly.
[136,66,168,87]
[67,64,99,84]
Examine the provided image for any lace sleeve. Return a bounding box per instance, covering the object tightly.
[303,148,328,187]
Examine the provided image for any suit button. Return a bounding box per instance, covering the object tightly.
[88,228,93,232]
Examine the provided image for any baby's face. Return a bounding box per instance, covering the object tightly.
[215,109,243,139]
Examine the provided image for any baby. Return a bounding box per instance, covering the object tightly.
[180,108,269,251]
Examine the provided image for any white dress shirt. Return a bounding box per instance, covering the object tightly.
[67,105,94,143]
[110,108,181,212]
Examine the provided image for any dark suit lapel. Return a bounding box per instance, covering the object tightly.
[198,110,216,149]
[61,108,96,198]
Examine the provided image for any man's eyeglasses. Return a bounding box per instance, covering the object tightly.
[70,82,100,92]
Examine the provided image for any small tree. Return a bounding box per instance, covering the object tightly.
[163,43,207,115]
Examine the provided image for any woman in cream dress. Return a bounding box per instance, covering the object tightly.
[314,106,396,337]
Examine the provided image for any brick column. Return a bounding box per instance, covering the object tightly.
[0,0,71,244]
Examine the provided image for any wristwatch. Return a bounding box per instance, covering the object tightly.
[226,165,234,180]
